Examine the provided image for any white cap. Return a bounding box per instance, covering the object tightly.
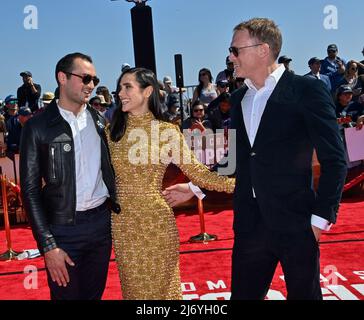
[121,63,131,72]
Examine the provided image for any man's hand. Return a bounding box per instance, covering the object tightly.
[191,120,206,132]
[44,248,75,287]
[162,183,195,207]
[336,59,345,74]
[311,225,323,242]
[25,77,33,85]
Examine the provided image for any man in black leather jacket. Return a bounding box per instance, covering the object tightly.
[20,52,120,300]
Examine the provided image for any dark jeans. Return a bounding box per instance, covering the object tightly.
[231,201,322,300]
[47,202,112,300]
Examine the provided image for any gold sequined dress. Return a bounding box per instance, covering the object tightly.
[108,112,235,300]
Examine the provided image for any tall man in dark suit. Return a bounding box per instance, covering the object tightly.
[163,18,347,300]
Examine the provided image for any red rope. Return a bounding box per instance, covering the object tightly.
[343,172,364,191]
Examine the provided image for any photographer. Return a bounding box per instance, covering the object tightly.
[17,71,41,112]
[216,56,236,92]
[321,44,346,94]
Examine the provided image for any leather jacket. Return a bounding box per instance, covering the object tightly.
[20,100,120,254]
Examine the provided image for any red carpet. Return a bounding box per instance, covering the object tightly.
[0,195,363,300]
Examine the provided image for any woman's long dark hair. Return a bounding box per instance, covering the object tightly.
[196,68,213,98]
[109,67,164,142]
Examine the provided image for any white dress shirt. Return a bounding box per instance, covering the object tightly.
[189,64,331,231]
[58,103,109,211]
[242,64,286,147]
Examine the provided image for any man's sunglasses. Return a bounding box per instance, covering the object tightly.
[64,72,100,86]
[7,100,18,105]
[193,109,204,112]
[228,43,263,57]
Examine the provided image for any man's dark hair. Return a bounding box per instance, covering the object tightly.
[219,92,231,102]
[55,52,93,86]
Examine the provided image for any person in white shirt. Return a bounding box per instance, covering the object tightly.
[20,53,120,300]
[163,18,347,300]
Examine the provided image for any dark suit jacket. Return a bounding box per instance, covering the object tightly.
[230,70,347,233]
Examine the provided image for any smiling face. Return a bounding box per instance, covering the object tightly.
[118,73,152,115]
[229,29,263,80]
[58,57,97,108]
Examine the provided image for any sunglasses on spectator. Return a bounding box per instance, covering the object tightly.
[350,67,357,71]
[64,72,100,86]
[7,101,18,105]
[199,73,208,77]
[229,43,263,57]
[92,102,101,107]
[193,109,204,113]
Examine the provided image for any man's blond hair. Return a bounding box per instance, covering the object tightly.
[234,18,282,60]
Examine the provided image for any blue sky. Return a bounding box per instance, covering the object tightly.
[0,0,363,100]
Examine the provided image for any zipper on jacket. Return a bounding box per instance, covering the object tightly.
[51,146,56,179]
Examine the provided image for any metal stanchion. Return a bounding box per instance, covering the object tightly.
[0,174,20,261]
[189,198,217,243]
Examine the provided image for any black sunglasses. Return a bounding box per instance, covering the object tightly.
[193,109,204,112]
[64,72,100,86]
[228,43,263,57]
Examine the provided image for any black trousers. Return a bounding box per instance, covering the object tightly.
[47,202,112,300]
[231,201,322,300]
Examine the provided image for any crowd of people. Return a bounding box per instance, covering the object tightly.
[1,44,363,158]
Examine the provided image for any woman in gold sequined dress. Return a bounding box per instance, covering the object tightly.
[108,68,235,300]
